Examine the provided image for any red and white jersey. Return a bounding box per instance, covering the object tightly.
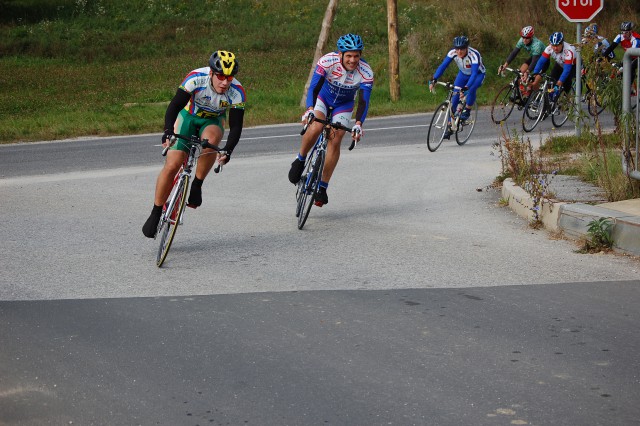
[612,32,640,50]
[541,42,576,68]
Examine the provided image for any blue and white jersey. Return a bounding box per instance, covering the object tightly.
[179,67,246,119]
[306,52,374,108]
[438,47,486,77]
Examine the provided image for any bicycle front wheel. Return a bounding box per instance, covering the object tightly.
[491,83,516,123]
[552,90,572,128]
[427,102,450,152]
[156,175,189,267]
[522,89,545,132]
[297,150,324,230]
[455,102,478,145]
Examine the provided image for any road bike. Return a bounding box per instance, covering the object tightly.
[491,67,530,123]
[522,73,573,133]
[295,108,356,230]
[155,133,225,267]
[426,81,478,152]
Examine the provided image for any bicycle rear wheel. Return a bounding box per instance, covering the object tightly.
[427,101,450,152]
[455,102,478,145]
[491,83,517,123]
[156,175,189,267]
[297,150,324,230]
[522,89,545,132]
[552,90,572,128]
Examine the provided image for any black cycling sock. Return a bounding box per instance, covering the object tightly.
[192,177,204,187]
[152,204,162,214]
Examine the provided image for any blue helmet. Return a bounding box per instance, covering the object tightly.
[337,34,364,52]
[584,23,598,37]
[550,32,564,45]
[453,36,469,48]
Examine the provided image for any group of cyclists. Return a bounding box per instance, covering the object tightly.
[142,34,373,238]
[142,22,639,239]
[498,21,639,104]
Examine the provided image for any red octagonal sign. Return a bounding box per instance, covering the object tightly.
[556,0,603,22]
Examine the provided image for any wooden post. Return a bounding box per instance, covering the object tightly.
[387,0,400,101]
[300,0,339,108]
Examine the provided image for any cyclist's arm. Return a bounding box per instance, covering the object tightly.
[223,108,244,155]
[432,56,453,81]
[164,88,191,131]
[528,54,542,73]
[354,85,372,124]
[601,40,618,59]
[466,63,480,89]
[532,54,549,75]
[306,71,326,109]
[504,47,521,66]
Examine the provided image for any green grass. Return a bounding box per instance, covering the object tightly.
[1,0,638,142]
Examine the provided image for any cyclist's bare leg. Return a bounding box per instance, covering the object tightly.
[321,129,346,183]
[194,124,224,180]
[154,150,188,206]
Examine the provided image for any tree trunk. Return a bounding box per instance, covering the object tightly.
[387,0,400,101]
[300,0,339,108]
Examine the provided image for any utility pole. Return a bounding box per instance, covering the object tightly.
[387,0,400,100]
[300,0,339,108]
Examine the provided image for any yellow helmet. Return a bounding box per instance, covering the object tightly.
[209,50,238,76]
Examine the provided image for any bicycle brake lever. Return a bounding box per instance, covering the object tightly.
[162,135,177,156]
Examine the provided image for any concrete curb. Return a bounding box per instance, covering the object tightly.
[501,178,640,256]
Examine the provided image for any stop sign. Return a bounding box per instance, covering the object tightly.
[556,0,603,22]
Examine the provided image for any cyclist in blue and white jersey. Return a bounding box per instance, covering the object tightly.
[531,32,577,98]
[581,23,614,60]
[429,36,485,139]
[288,33,374,206]
[143,50,246,238]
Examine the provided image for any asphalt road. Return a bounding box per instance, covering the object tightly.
[1,109,638,425]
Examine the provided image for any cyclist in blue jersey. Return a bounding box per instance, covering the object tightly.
[143,50,246,238]
[581,23,615,60]
[288,33,374,206]
[429,36,486,139]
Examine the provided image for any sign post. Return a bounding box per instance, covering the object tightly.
[555,0,604,137]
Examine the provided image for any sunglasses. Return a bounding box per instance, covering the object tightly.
[214,73,233,82]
